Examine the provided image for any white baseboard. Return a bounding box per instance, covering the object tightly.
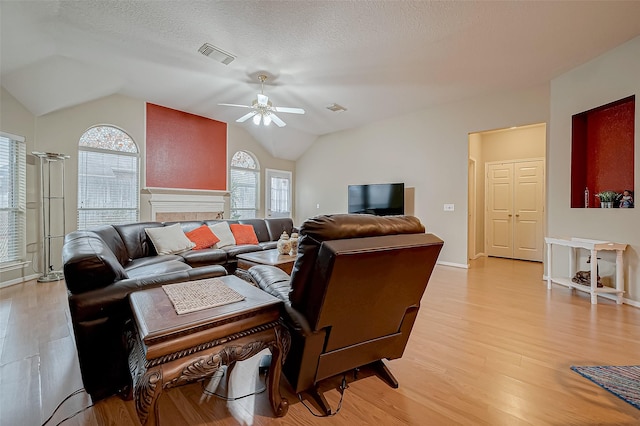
[436,261,469,269]
[0,273,41,289]
[622,298,640,309]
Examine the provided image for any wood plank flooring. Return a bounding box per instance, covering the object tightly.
[2,257,640,425]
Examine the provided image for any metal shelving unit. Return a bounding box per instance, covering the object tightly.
[32,151,70,282]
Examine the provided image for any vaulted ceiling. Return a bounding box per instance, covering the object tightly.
[2,1,640,160]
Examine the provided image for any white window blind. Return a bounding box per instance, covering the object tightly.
[230,151,259,219]
[77,126,139,229]
[0,133,26,265]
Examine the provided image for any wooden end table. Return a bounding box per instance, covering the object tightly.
[237,249,296,274]
[128,275,290,426]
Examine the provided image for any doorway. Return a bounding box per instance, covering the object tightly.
[468,158,477,260]
[485,159,545,261]
[265,168,292,218]
[468,123,546,262]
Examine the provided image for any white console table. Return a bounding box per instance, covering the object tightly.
[545,237,627,304]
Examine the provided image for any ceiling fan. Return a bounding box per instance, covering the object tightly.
[219,74,305,127]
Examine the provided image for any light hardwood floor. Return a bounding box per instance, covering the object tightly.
[2,257,640,425]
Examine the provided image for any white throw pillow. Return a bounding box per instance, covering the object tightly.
[209,222,236,248]
[145,223,195,255]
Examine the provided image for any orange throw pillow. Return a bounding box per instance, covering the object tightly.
[185,225,220,250]
[230,224,259,245]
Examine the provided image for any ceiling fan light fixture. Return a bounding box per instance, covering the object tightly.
[198,43,236,65]
[219,74,304,127]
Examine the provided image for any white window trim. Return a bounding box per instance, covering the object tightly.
[0,132,27,266]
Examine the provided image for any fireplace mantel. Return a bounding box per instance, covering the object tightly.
[141,187,229,221]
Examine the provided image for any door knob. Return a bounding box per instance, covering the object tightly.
[516,214,520,217]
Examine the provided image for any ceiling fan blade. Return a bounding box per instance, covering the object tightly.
[257,94,269,106]
[236,111,258,123]
[218,103,252,109]
[274,106,305,114]
[270,113,286,127]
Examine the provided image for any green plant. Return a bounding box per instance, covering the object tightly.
[595,190,620,203]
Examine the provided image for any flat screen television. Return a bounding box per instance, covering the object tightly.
[348,183,404,216]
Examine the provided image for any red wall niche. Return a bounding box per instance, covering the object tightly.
[146,103,227,190]
[570,95,635,208]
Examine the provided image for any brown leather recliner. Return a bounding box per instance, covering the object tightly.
[247,214,444,413]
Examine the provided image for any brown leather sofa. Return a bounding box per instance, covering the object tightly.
[247,214,444,413]
[62,217,294,401]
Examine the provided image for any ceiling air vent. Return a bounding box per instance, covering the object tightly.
[326,103,347,112]
[198,43,236,65]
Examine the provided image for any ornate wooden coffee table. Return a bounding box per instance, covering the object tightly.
[128,275,290,426]
[237,249,296,274]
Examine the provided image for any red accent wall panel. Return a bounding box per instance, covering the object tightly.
[146,103,227,190]
[570,96,634,207]
[586,100,634,194]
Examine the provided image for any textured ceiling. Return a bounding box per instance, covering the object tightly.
[2,1,640,160]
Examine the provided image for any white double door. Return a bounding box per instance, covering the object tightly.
[485,159,545,262]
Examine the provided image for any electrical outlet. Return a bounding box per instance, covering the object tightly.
[444,204,455,211]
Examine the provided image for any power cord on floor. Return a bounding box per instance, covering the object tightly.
[297,374,349,417]
[41,387,94,426]
[201,365,268,401]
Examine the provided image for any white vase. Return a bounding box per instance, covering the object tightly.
[277,231,291,255]
[289,233,299,256]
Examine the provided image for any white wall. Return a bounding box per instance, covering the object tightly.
[549,35,640,303]
[295,85,550,267]
[480,124,546,163]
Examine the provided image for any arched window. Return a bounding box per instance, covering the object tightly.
[230,151,259,219]
[77,126,139,229]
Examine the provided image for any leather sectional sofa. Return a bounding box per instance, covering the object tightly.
[62,217,294,401]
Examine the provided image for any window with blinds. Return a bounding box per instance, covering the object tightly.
[0,133,26,265]
[77,126,139,229]
[230,151,259,219]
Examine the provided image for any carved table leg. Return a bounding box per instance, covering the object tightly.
[135,368,163,426]
[268,325,290,417]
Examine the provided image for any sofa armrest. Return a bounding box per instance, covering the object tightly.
[247,265,312,334]
[63,231,128,294]
[69,265,227,322]
[247,265,290,300]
